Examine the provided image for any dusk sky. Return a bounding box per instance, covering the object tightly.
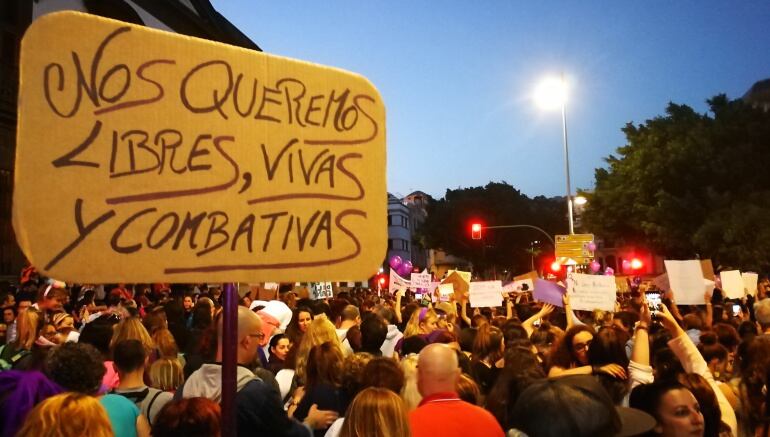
[213,1,770,200]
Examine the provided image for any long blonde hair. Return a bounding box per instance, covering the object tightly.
[340,387,411,437]
[399,354,422,410]
[152,328,179,359]
[403,308,437,337]
[15,309,42,350]
[16,392,113,437]
[149,357,184,392]
[111,316,155,355]
[295,315,342,383]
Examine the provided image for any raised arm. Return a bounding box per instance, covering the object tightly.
[522,303,554,337]
[393,289,403,324]
[505,295,514,320]
[460,295,472,327]
[563,294,574,330]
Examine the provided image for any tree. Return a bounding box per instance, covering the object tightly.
[416,182,568,277]
[584,95,770,271]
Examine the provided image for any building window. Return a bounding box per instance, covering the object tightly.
[388,239,393,250]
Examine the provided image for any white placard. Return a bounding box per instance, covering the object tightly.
[503,279,534,293]
[264,282,280,290]
[469,281,503,308]
[388,269,410,295]
[310,282,333,300]
[438,283,454,296]
[720,270,744,299]
[664,260,709,305]
[566,273,617,312]
[410,273,432,289]
[742,272,759,296]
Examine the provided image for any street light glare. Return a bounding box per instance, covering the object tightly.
[534,77,567,110]
[574,196,587,206]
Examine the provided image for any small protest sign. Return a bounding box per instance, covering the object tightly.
[469,281,503,308]
[664,260,709,305]
[410,272,431,289]
[503,279,534,293]
[720,270,744,299]
[742,272,758,296]
[310,282,333,300]
[13,12,387,283]
[533,279,566,307]
[567,273,617,312]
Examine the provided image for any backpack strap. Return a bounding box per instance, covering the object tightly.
[145,390,164,426]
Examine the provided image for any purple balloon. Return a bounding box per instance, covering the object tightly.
[403,260,413,273]
[604,267,614,276]
[589,261,601,272]
[398,264,411,277]
[587,242,597,252]
[389,255,402,270]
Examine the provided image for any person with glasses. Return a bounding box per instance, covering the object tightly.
[548,325,627,380]
[178,306,338,436]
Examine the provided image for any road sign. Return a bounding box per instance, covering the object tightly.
[555,234,594,264]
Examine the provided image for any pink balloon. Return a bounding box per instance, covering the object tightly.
[589,261,601,272]
[389,255,402,270]
[604,267,614,276]
[587,242,597,252]
[622,260,631,270]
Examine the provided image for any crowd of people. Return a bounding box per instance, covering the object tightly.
[0,267,769,437]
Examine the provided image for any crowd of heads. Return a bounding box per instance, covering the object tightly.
[1,269,770,437]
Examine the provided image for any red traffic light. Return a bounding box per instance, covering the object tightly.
[630,258,643,270]
[550,261,562,272]
[471,223,482,240]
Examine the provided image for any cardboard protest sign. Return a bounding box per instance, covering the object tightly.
[442,270,470,300]
[567,273,617,312]
[388,269,410,295]
[720,270,744,299]
[13,12,386,283]
[652,272,671,292]
[533,279,566,308]
[410,272,431,289]
[664,260,709,305]
[310,282,333,300]
[438,283,454,298]
[700,260,715,280]
[514,271,539,283]
[742,272,758,296]
[469,281,503,308]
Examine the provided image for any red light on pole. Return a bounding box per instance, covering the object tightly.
[550,261,562,272]
[630,258,643,270]
[471,223,482,240]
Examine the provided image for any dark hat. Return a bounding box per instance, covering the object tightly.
[511,375,656,437]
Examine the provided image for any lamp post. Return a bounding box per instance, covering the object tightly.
[535,74,574,234]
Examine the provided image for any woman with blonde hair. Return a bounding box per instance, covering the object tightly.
[111,316,155,356]
[295,315,343,384]
[149,358,184,393]
[16,392,114,437]
[339,387,411,437]
[0,308,43,370]
[399,354,422,410]
[403,308,438,338]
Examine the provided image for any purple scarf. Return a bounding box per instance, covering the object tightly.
[0,370,64,437]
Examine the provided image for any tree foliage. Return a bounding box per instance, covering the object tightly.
[417,182,568,276]
[584,95,770,271]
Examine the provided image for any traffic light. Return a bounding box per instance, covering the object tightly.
[630,258,643,270]
[550,261,562,272]
[471,223,482,240]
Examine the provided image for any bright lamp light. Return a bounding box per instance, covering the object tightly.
[534,77,567,110]
[574,196,587,206]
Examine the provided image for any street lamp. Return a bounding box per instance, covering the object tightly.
[535,74,574,234]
